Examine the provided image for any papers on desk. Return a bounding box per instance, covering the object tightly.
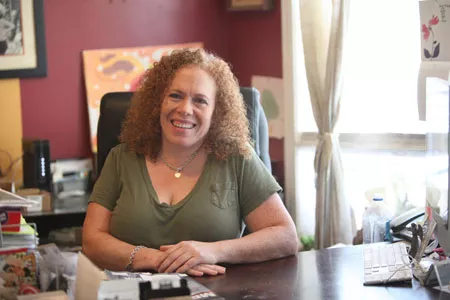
[74,252,224,300]
[105,270,223,299]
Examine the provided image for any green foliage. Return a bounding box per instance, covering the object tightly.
[300,235,315,251]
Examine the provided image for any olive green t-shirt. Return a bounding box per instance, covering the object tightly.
[90,143,281,249]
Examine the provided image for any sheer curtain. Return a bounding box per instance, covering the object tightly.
[299,0,355,248]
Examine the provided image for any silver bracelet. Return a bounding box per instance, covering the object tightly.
[126,245,145,272]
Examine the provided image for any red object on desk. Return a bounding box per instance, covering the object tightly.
[433,247,448,260]
[0,208,22,232]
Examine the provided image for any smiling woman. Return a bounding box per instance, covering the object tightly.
[82,48,299,277]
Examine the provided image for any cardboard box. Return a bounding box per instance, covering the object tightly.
[16,189,52,212]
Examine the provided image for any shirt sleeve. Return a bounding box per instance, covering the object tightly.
[89,145,122,211]
[237,148,282,217]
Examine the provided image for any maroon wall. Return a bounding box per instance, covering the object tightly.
[226,0,284,185]
[20,0,228,159]
[226,0,282,86]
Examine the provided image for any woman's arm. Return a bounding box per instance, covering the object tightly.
[82,202,165,271]
[214,192,299,263]
[158,193,299,273]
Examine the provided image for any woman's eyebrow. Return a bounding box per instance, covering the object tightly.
[193,93,210,100]
[169,89,184,94]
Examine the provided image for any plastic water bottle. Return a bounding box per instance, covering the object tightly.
[362,194,393,244]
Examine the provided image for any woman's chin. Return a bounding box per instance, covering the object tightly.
[164,139,201,150]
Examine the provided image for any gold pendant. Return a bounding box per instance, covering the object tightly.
[174,172,181,178]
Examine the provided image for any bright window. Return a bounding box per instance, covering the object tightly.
[284,0,447,236]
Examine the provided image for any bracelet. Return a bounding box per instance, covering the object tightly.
[126,245,145,272]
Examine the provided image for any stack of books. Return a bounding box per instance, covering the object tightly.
[0,188,39,250]
[0,188,40,295]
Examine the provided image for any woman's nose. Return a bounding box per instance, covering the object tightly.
[177,98,193,115]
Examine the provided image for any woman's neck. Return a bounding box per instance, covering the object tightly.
[159,143,205,166]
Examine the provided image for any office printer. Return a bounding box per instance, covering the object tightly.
[51,159,92,199]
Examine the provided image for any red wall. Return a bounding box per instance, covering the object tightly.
[20,0,228,159]
[20,0,283,177]
[226,1,282,86]
[226,0,284,185]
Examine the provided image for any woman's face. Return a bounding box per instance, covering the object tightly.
[160,66,216,150]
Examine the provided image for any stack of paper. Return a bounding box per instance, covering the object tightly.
[0,188,39,208]
[0,217,38,249]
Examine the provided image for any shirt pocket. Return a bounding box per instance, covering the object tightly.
[210,182,237,209]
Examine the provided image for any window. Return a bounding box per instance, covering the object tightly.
[282,0,447,236]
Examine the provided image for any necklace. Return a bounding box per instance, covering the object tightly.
[160,148,201,178]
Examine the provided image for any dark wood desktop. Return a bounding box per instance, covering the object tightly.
[196,245,450,300]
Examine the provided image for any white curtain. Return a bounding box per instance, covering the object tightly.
[299,0,355,248]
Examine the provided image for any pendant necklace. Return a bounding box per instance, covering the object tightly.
[160,148,201,179]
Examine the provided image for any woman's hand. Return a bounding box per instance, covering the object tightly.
[158,241,218,274]
[186,264,226,277]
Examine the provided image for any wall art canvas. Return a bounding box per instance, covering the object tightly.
[419,0,450,61]
[82,42,203,153]
[251,75,284,139]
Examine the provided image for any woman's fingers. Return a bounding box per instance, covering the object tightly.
[175,257,198,274]
[190,264,226,276]
[186,269,204,277]
[159,251,192,273]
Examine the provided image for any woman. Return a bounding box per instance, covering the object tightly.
[83,48,299,277]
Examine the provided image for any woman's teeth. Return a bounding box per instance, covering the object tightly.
[172,121,194,129]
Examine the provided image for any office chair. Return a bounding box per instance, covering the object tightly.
[96,87,271,176]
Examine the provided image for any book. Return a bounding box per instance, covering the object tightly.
[0,248,39,295]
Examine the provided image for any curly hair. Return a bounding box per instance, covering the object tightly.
[120,48,252,161]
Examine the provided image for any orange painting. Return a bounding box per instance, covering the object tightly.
[82,42,203,153]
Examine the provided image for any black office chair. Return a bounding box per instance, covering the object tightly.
[96,87,271,176]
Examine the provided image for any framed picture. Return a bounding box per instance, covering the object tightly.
[227,0,273,11]
[0,0,47,79]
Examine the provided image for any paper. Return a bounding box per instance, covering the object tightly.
[0,189,38,208]
[418,1,450,120]
[97,280,140,300]
[419,1,450,62]
[0,249,38,294]
[251,76,284,139]
[74,252,107,300]
[104,270,224,299]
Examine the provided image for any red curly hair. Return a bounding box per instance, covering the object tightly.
[120,48,252,161]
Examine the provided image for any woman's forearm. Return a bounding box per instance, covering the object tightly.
[82,231,164,271]
[212,224,299,264]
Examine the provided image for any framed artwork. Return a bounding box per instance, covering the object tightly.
[227,0,273,11]
[0,0,47,79]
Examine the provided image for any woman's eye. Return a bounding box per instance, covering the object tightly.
[194,98,208,105]
[169,93,181,99]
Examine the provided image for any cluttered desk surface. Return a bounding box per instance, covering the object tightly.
[195,245,450,300]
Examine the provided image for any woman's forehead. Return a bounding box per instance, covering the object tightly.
[168,66,217,96]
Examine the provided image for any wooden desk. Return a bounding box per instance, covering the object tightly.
[196,245,450,300]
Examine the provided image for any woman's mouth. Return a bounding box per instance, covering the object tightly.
[171,120,196,129]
